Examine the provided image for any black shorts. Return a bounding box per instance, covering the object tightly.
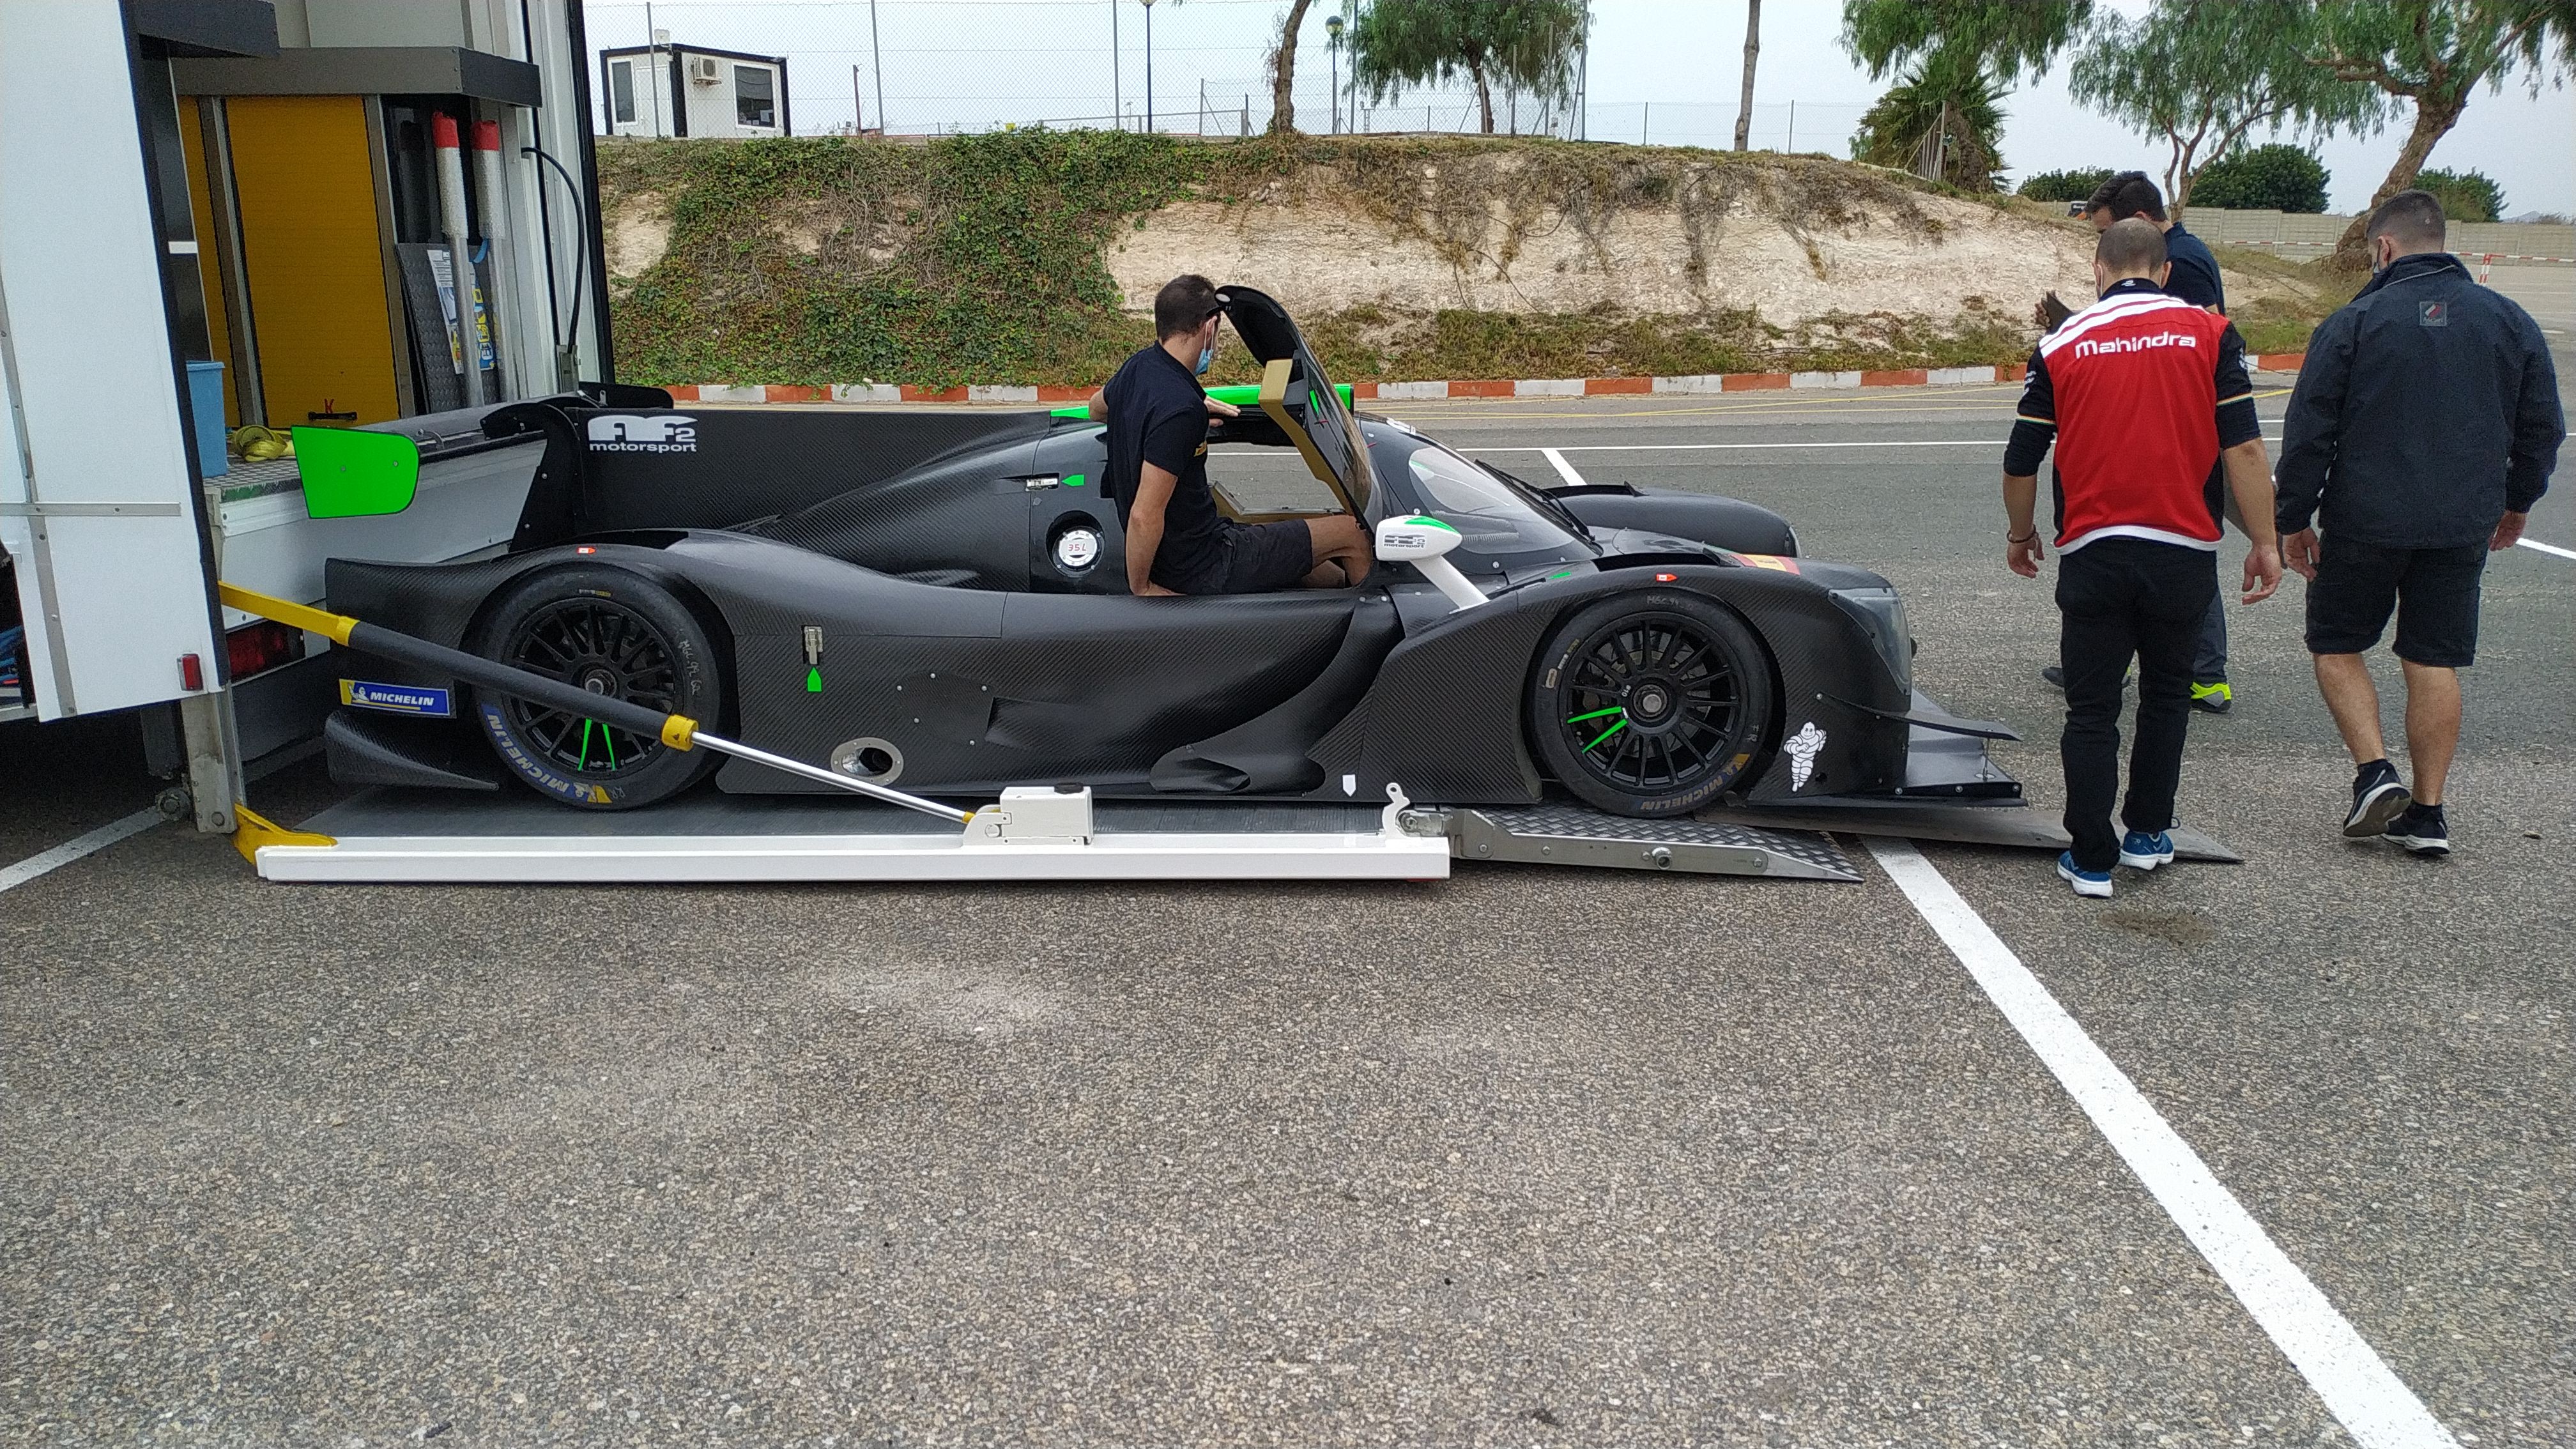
[2304,534,2488,666]
[1156,519,1317,595]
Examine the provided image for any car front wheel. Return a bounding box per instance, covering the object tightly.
[1527,590,1774,818]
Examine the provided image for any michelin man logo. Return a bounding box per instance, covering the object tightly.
[586,414,698,453]
[1783,721,1828,791]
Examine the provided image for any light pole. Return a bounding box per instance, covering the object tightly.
[1326,13,1344,134]
[868,0,885,135]
[1140,0,1156,134]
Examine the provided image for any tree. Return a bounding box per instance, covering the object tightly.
[1735,0,1762,151]
[1349,0,1588,135]
[1268,0,1317,134]
[2069,0,2382,218]
[2190,143,2333,210]
[1842,0,2095,83]
[1850,49,2008,189]
[2306,0,2575,264]
[2415,164,2506,220]
[2017,167,2113,203]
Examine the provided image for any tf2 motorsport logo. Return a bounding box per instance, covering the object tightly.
[586,413,698,453]
[340,679,454,717]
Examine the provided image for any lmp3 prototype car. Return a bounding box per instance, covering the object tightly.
[321,287,2013,819]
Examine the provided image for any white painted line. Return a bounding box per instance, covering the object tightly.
[0,807,164,896]
[1539,447,1588,487]
[1865,839,2458,1449]
[2515,537,2576,561]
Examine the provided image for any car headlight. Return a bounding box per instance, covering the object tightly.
[1829,586,1913,696]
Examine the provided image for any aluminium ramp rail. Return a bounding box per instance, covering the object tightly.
[245,788,1861,885]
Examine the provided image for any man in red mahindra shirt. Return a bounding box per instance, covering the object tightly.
[2001,219,2285,899]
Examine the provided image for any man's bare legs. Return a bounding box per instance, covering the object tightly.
[2313,653,2386,763]
[1299,515,1374,588]
[2313,651,2460,804]
[2399,660,2460,805]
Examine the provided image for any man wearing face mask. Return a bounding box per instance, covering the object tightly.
[2274,190,2563,854]
[2002,219,2283,898]
[1089,274,1373,596]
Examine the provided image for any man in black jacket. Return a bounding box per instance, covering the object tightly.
[2276,190,2564,854]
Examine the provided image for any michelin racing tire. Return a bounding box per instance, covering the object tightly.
[1528,590,1774,818]
[468,565,727,810]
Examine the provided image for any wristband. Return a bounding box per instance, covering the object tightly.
[2006,528,2037,544]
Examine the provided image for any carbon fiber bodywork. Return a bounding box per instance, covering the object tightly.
[318,286,2014,815]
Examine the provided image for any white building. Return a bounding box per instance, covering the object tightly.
[599,42,789,139]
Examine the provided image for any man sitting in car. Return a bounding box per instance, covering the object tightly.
[1091,275,1374,595]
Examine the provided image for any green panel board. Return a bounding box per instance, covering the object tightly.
[294,427,420,519]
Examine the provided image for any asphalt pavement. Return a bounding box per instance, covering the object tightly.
[3,268,2570,1447]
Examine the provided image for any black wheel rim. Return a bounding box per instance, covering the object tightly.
[1557,611,1744,795]
[498,597,680,777]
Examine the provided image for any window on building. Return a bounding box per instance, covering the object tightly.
[735,65,776,129]
[610,59,636,124]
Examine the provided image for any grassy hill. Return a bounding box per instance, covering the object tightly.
[597,131,2347,388]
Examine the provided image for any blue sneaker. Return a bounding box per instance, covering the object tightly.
[2056,852,2113,898]
[2119,829,2175,870]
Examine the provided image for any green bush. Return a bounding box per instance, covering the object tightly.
[2189,144,2328,213]
[2412,167,2504,224]
[2017,167,2113,204]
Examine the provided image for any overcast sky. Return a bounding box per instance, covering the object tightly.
[587,0,2574,216]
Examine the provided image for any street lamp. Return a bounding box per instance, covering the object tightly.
[1139,0,1156,134]
[1326,13,1344,134]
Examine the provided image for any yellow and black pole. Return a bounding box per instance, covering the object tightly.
[217,585,974,825]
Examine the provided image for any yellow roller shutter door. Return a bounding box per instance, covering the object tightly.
[224,95,399,425]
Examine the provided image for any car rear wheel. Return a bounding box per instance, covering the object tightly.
[1527,590,1773,818]
[468,565,726,809]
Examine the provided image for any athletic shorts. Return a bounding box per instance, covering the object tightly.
[1155,519,1317,595]
[2304,534,2489,667]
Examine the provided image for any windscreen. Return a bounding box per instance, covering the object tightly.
[1393,440,1584,558]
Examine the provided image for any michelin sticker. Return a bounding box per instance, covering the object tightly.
[586,413,698,453]
[1783,721,1827,791]
[340,680,455,717]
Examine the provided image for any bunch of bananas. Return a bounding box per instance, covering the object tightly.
[228,425,295,463]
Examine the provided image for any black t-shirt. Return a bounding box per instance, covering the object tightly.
[1102,342,1222,586]
[2161,220,2225,313]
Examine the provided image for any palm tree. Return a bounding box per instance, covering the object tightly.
[1268,0,1317,133]
[1850,49,2007,188]
[1735,0,1762,151]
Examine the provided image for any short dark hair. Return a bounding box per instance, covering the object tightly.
[2366,188,2447,250]
[2085,169,2167,224]
[1153,274,1223,341]
[2097,216,2168,276]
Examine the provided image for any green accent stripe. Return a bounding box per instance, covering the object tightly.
[1565,706,1623,724]
[1582,719,1629,753]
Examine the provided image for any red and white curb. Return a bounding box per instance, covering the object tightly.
[665,356,2308,406]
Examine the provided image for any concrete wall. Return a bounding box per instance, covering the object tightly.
[2187,207,2575,261]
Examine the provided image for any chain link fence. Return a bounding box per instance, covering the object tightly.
[587,0,1868,152]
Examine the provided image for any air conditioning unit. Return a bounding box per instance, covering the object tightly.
[687,54,722,85]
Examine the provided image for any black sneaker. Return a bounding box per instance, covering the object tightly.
[2343,759,2412,838]
[2042,665,2066,689]
[2385,802,2450,855]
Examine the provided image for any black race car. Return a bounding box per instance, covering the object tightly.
[322,286,2014,818]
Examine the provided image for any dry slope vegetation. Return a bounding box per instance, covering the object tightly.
[598,132,2342,388]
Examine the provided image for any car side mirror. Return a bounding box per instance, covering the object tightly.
[1376,514,1485,611]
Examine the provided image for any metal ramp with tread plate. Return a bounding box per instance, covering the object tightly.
[1438,803,1859,882]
